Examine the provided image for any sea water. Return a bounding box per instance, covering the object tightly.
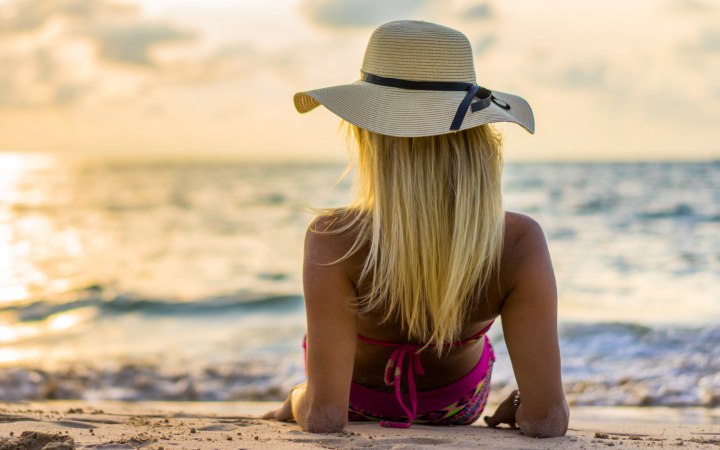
[0,154,718,407]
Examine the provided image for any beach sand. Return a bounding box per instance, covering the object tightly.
[0,401,717,449]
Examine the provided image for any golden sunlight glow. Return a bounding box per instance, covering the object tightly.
[0,0,716,161]
[0,322,40,343]
[0,325,20,343]
[0,153,56,174]
[0,348,27,364]
[0,307,95,346]
[47,310,84,332]
[0,153,59,304]
[0,346,41,365]
[0,285,29,303]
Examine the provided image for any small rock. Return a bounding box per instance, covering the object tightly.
[190,427,196,433]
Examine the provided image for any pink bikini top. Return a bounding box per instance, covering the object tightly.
[356,321,494,428]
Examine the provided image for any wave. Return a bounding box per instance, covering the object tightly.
[638,203,696,219]
[1,286,304,323]
[490,322,720,407]
[1,321,718,407]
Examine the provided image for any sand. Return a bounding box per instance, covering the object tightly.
[0,401,717,449]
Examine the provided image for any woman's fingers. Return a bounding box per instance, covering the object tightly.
[484,414,500,427]
[484,413,516,428]
[484,390,519,428]
[261,406,292,421]
[484,409,513,427]
[261,396,293,421]
[483,405,511,428]
[260,409,278,420]
[274,402,293,421]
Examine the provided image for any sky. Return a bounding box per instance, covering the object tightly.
[0,0,718,161]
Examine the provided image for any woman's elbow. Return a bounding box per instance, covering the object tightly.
[302,406,347,434]
[519,420,568,438]
[518,401,570,438]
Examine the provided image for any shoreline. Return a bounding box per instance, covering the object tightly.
[0,401,717,449]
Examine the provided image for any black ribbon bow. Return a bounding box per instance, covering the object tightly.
[361,72,509,131]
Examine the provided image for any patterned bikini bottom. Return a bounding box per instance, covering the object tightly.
[348,336,495,427]
[302,334,495,428]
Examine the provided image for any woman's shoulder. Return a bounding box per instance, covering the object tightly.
[309,208,367,232]
[305,208,368,266]
[502,211,552,281]
[504,211,546,246]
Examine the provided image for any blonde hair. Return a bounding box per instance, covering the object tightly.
[318,123,504,353]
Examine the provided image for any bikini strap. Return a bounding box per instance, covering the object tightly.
[356,334,424,348]
[357,320,494,349]
[449,320,494,347]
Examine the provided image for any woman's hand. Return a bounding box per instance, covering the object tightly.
[261,383,305,421]
[484,389,519,429]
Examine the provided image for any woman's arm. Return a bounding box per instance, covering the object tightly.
[264,218,357,433]
[490,214,569,437]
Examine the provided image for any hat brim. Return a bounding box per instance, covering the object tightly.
[294,80,535,137]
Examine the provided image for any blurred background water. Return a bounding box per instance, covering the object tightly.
[0,153,718,408]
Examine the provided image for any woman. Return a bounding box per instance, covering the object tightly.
[262,20,568,438]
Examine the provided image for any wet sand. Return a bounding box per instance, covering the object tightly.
[0,401,718,449]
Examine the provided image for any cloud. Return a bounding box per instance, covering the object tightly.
[462,3,493,20]
[0,0,197,67]
[173,42,310,86]
[0,40,99,107]
[553,62,607,88]
[677,28,720,74]
[0,0,137,34]
[691,29,720,53]
[473,35,496,55]
[301,0,429,28]
[641,82,720,127]
[88,22,196,67]
[665,0,716,13]
[0,0,213,108]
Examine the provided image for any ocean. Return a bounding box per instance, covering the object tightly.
[0,154,718,409]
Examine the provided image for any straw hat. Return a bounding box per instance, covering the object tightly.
[293,20,535,137]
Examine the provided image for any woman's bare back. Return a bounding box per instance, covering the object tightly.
[334,211,539,392]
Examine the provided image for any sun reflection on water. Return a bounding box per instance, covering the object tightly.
[47,308,93,332]
[0,153,67,304]
[0,306,96,365]
[0,348,36,365]
[0,322,36,343]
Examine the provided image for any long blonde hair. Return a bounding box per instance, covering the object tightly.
[319,122,504,353]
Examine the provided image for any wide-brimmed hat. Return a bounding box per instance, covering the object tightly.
[294,20,535,137]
